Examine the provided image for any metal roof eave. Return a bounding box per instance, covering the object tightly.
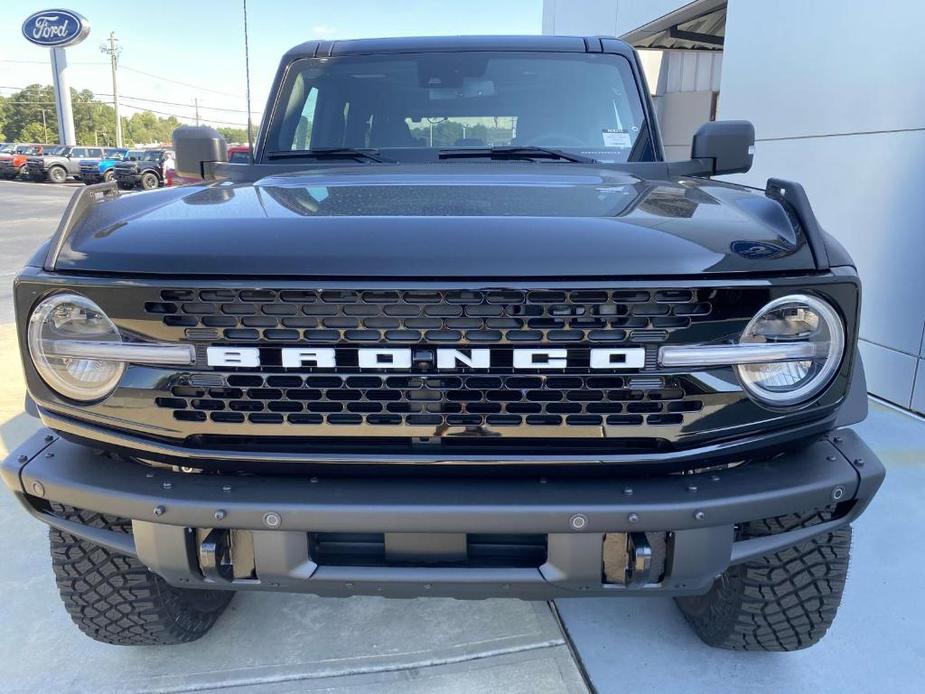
[621,0,727,51]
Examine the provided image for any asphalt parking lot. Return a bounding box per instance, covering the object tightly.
[0,179,923,693]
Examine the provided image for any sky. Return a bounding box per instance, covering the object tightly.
[0,0,542,131]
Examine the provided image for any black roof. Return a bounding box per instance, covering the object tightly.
[283,35,634,59]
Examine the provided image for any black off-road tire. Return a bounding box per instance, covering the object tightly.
[140,171,159,190]
[102,169,114,183]
[48,504,233,645]
[675,509,851,651]
[47,165,67,183]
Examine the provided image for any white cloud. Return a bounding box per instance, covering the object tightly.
[310,24,336,38]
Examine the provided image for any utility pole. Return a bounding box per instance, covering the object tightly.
[194,97,200,126]
[100,32,123,147]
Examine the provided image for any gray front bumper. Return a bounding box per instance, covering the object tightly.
[2,428,884,600]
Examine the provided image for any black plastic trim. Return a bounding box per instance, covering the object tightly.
[766,178,830,270]
[1,427,884,598]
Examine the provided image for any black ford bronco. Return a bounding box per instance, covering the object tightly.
[3,36,884,650]
[113,148,175,190]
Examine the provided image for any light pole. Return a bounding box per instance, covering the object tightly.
[100,32,123,147]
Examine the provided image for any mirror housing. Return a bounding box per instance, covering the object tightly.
[172,126,227,180]
[690,120,755,176]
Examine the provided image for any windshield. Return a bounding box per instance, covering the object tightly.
[269,52,649,163]
[124,150,146,160]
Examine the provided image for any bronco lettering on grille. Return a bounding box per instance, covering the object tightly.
[205,346,646,370]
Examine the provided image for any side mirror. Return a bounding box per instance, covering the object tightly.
[172,125,227,180]
[690,120,755,176]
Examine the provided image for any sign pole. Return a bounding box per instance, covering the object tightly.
[22,9,90,145]
[50,46,76,145]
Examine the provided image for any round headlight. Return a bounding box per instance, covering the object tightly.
[736,294,845,406]
[27,293,124,402]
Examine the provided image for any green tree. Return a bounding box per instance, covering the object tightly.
[72,88,117,145]
[19,122,48,143]
[125,111,159,144]
[0,94,7,140]
[2,84,58,142]
[217,127,248,144]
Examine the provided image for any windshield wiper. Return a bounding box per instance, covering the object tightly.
[266,147,391,163]
[438,146,597,164]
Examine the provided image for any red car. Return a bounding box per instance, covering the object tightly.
[227,145,251,163]
[0,144,43,179]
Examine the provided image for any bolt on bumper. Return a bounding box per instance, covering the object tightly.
[1,428,884,600]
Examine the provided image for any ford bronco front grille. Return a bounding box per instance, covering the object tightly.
[126,284,762,441]
[29,282,785,446]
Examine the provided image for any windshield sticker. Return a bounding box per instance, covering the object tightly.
[602,129,632,148]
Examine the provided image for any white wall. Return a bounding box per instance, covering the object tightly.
[717,0,925,412]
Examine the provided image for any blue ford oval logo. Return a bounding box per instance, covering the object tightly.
[22,9,90,48]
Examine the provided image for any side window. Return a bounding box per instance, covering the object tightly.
[292,87,318,150]
[71,147,87,158]
[88,148,103,158]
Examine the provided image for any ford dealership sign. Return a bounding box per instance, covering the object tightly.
[22,9,90,47]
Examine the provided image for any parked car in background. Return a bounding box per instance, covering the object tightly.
[0,144,43,179]
[79,148,128,184]
[113,148,176,190]
[25,145,106,183]
[227,145,251,163]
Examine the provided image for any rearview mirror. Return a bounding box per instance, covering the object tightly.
[690,120,755,176]
[172,125,227,180]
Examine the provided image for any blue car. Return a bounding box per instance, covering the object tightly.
[79,147,128,184]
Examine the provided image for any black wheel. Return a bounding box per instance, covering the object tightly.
[675,509,850,651]
[49,504,233,645]
[48,165,67,183]
[102,169,114,183]
[140,171,159,190]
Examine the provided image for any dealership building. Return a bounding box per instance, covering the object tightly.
[543,0,925,415]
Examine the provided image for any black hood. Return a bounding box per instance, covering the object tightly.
[53,163,814,277]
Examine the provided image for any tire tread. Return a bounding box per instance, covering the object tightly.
[676,509,851,651]
[48,503,232,646]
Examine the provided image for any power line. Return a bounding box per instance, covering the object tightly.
[110,93,257,113]
[0,61,247,98]
[4,100,251,128]
[0,59,109,66]
[2,85,259,113]
[119,65,245,98]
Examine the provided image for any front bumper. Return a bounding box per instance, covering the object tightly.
[2,427,884,599]
[115,171,141,184]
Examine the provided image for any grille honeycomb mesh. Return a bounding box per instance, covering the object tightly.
[156,373,703,428]
[146,288,712,345]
